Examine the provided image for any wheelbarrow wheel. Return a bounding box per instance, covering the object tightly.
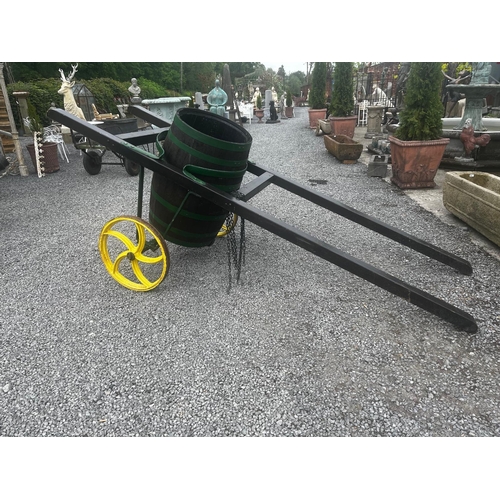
[83,150,102,175]
[98,215,170,291]
[217,213,238,237]
[124,159,140,177]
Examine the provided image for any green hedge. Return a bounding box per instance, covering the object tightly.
[7,77,185,128]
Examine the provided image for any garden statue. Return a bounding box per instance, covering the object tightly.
[251,87,261,107]
[459,118,491,158]
[58,64,86,121]
[207,79,227,116]
[371,85,389,106]
[279,93,286,118]
[128,78,142,103]
[266,101,279,124]
[441,69,470,117]
[471,62,492,84]
[272,86,278,103]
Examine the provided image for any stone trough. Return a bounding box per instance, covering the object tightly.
[443,171,500,247]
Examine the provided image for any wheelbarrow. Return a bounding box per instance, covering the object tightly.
[47,105,478,333]
[69,117,144,176]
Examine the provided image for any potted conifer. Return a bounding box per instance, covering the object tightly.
[328,62,357,138]
[308,62,327,129]
[254,93,264,122]
[389,62,450,189]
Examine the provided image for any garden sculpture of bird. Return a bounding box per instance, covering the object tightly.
[459,118,491,158]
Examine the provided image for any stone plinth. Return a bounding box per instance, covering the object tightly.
[13,91,30,135]
[367,154,388,177]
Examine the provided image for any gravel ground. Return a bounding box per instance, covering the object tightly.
[1,106,500,437]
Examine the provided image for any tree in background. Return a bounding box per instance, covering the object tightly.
[309,62,327,110]
[5,61,307,103]
[329,62,354,117]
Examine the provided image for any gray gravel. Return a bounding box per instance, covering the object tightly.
[1,106,499,437]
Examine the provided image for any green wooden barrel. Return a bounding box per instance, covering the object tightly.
[149,108,252,247]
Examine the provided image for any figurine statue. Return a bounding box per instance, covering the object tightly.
[251,87,261,107]
[460,118,491,158]
[207,79,228,116]
[471,62,492,84]
[128,78,141,97]
[271,86,278,103]
[268,101,278,121]
[279,93,286,118]
[58,64,86,121]
[128,78,142,103]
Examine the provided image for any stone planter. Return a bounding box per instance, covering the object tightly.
[328,116,357,139]
[388,136,450,189]
[285,106,294,118]
[141,97,191,127]
[308,108,327,129]
[443,171,500,247]
[324,134,363,164]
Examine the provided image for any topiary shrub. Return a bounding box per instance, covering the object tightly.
[256,93,262,109]
[286,89,293,107]
[329,62,354,117]
[309,62,327,110]
[395,62,444,141]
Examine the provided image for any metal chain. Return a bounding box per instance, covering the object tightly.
[225,213,246,293]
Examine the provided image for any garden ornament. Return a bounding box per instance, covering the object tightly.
[58,64,86,121]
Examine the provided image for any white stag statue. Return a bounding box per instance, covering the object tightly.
[58,64,86,120]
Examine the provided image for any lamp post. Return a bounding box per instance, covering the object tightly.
[0,62,28,176]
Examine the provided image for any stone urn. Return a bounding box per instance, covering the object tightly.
[323,134,363,164]
[254,108,264,123]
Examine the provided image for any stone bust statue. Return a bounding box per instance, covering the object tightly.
[128,78,142,103]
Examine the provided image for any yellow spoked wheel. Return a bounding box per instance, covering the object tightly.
[217,213,238,238]
[99,215,170,291]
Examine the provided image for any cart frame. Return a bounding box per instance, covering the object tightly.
[47,106,478,333]
[69,118,146,176]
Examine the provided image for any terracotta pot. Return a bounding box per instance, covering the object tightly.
[26,142,60,173]
[388,136,450,189]
[308,108,327,129]
[285,106,294,118]
[324,134,363,164]
[328,116,357,139]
